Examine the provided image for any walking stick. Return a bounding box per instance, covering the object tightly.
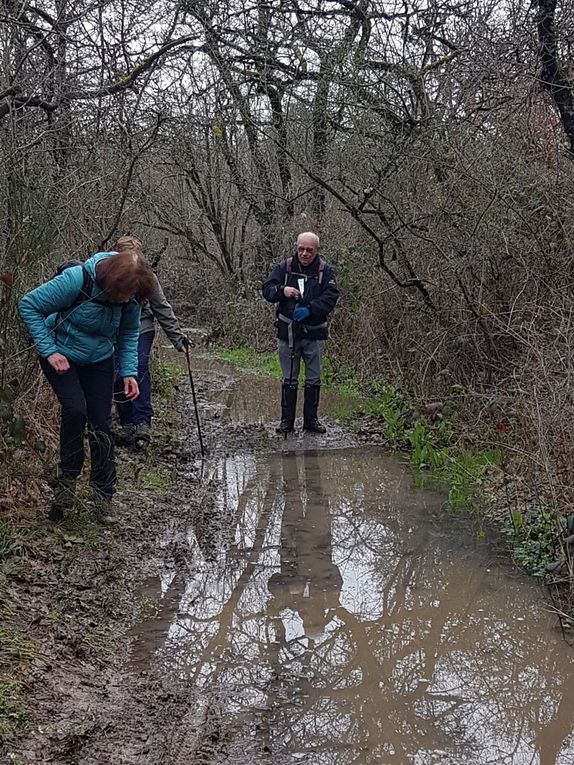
[283,293,301,441]
[184,345,205,458]
[284,342,296,441]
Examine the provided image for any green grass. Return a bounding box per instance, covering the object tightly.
[442,449,501,510]
[53,500,103,549]
[150,356,185,398]
[0,624,38,736]
[505,507,558,577]
[331,377,502,511]
[82,628,113,652]
[213,346,364,397]
[0,521,24,561]
[0,522,27,587]
[213,347,283,378]
[138,467,172,491]
[406,416,500,510]
[0,677,29,736]
[333,378,409,438]
[321,356,362,395]
[138,596,161,619]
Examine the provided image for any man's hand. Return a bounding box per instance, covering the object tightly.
[293,307,310,322]
[123,377,140,400]
[283,286,300,299]
[47,353,70,375]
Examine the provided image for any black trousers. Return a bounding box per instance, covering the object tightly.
[40,355,116,498]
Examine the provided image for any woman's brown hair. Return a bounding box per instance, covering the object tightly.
[96,252,156,304]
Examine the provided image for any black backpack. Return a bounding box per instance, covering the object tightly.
[283,256,326,285]
[54,260,116,310]
[53,260,95,310]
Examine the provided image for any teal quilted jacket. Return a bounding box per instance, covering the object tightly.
[19,252,141,378]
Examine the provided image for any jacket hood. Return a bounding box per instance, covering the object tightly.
[83,251,116,281]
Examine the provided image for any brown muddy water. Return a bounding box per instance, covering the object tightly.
[132,355,574,765]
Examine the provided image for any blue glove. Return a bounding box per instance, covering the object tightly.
[293,307,310,322]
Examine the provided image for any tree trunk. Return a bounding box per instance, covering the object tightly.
[536,0,574,153]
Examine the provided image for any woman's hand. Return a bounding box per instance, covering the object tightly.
[123,377,140,400]
[47,353,70,375]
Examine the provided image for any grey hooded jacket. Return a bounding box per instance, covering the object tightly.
[140,275,185,350]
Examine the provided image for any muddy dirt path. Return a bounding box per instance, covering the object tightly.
[4,354,574,765]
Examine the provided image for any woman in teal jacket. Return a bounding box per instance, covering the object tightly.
[19,241,156,524]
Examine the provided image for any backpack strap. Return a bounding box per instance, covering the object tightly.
[283,257,293,286]
[55,266,94,342]
[317,257,326,285]
[54,266,122,343]
[284,256,326,285]
[67,266,94,310]
[64,266,119,311]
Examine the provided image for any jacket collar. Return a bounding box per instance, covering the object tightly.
[294,254,320,274]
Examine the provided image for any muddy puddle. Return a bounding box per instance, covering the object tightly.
[133,356,574,765]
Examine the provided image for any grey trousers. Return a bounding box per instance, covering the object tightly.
[278,338,324,386]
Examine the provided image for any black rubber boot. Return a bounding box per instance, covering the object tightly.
[276,384,298,434]
[303,384,327,433]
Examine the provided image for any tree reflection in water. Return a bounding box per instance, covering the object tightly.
[141,448,574,765]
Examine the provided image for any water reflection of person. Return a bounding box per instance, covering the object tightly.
[268,451,342,640]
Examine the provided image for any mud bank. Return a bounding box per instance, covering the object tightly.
[1,372,212,764]
[2,354,574,765]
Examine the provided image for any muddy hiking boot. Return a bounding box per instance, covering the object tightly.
[303,384,327,434]
[49,477,76,523]
[90,490,118,525]
[276,384,297,434]
[133,422,151,450]
[119,423,136,446]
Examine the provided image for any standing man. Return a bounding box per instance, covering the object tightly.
[262,232,339,434]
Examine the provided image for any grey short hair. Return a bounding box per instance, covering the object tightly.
[296,232,320,248]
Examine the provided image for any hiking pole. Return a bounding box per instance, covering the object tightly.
[284,294,300,440]
[285,341,296,441]
[184,345,205,459]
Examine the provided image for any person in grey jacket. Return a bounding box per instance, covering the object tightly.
[115,268,189,447]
